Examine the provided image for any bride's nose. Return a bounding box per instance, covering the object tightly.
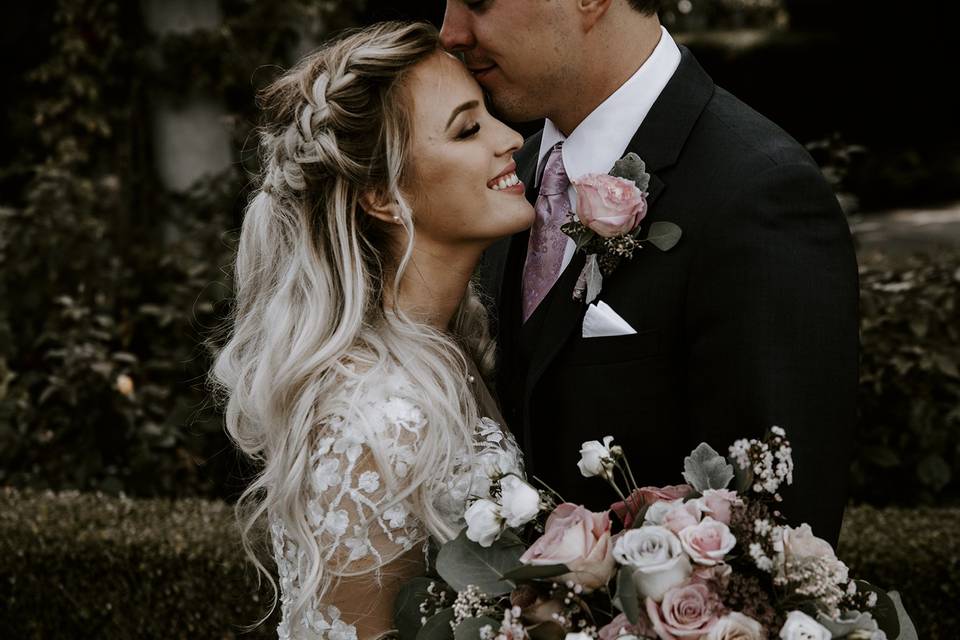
[495,122,524,158]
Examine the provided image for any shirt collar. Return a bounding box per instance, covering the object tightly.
[536,25,682,186]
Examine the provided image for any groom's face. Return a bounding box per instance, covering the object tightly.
[440,0,576,123]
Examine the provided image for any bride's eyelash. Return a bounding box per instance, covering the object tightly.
[457,123,481,140]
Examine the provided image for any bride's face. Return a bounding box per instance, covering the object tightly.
[401,51,534,248]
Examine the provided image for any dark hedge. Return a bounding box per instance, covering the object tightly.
[0,488,955,638]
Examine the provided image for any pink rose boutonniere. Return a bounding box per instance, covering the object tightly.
[562,153,682,303]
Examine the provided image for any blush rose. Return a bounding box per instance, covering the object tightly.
[572,174,647,238]
[519,503,616,591]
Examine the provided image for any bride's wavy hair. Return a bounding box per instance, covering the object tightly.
[208,20,496,629]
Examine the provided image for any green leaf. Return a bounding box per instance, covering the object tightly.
[436,529,525,596]
[454,616,500,640]
[612,566,641,624]
[501,563,569,582]
[682,442,734,492]
[395,577,444,640]
[643,221,682,251]
[416,607,455,640]
[609,152,650,192]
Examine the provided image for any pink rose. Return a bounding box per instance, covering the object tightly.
[678,517,737,566]
[661,500,704,534]
[778,524,848,583]
[520,503,616,591]
[598,612,655,640]
[695,489,741,525]
[781,524,837,562]
[611,484,693,528]
[573,173,647,238]
[646,582,723,639]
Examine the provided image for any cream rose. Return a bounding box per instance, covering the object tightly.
[519,503,616,591]
[613,526,692,602]
[705,612,766,640]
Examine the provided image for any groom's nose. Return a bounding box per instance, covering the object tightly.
[439,1,475,52]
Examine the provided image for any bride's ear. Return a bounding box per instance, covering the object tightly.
[359,189,404,225]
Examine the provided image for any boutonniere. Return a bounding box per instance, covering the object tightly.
[561,152,682,304]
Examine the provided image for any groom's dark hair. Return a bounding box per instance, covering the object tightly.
[627,0,662,15]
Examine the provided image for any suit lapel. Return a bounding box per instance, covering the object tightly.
[521,45,714,400]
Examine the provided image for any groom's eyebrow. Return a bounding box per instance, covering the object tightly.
[446,100,480,131]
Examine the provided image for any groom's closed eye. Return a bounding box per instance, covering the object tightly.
[464,0,491,12]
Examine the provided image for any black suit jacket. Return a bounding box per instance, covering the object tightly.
[479,46,859,547]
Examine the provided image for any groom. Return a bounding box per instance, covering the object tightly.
[441,0,858,546]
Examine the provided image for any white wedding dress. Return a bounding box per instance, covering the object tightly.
[268,359,523,639]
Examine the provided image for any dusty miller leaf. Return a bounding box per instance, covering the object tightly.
[682,442,734,491]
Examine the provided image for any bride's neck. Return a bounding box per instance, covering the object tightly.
[384,242,483,332]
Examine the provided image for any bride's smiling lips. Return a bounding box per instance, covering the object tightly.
[487,161,524,194]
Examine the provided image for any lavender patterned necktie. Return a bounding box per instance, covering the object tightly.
[521,142,571,323]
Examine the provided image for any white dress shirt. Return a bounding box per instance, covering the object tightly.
[535,25,682,274]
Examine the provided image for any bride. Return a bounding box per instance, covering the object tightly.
[210,20,535,640]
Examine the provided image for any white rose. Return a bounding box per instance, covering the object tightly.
[643,498,681,526]
[499,475,541,527]
[705,612,765,640]
[613,526,692,601]
[464,499,503,547]
[578,435,615,478]
[779,611,832,640]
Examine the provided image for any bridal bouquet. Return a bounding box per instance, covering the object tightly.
[394,428,916,640]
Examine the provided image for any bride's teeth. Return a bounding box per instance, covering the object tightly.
[490,172,519,190]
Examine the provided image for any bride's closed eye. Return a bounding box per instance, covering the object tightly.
[457,123,481,140]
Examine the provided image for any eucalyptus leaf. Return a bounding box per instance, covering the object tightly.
[609,152,650,192]
[682,442,734,492]
[395,577,439,640]
[416,607,455,640]
[436,529,524,596]
[584,255,603,305]
[454,616,500,640]
[855,581,900,639]
[613,566,641,625]
[889,591,918,640]
[644,221,682,251]
[501,563,570,582]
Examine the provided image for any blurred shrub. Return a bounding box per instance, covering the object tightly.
[0,0,360,501]
[0,487,951,638]
[853,250,960,505]
[0,486,279,638]
[661,0,787,31]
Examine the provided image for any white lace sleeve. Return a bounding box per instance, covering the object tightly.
[270,388,429,639]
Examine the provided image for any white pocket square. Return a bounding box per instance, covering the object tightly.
[582,300,637,338]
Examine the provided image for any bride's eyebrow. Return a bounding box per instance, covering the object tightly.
[445,100,480,131]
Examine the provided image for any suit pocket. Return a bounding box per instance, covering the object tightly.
[558,328,662,366]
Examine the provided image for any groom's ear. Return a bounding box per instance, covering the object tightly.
[576,0,614,31]
[358,189,403,225]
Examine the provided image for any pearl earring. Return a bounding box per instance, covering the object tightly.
[392,216,402,223]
